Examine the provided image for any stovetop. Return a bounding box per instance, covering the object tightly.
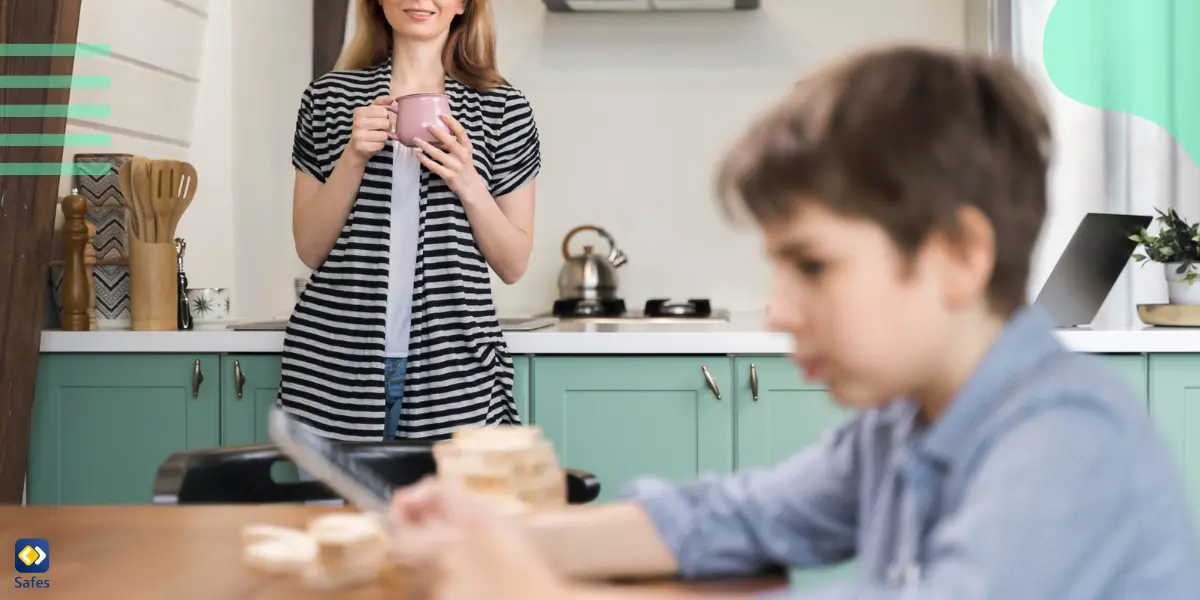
[548,298,730,323]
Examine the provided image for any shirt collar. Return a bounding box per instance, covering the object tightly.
[915,306,1064,463]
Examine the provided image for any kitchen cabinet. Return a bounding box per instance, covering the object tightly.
[733,356,853,468]
[731,356,857,589]
[26,353,532,505]
[1099,353,1149,402]
[513,355,530,423]
[27,354,221,505]
[531,356,735,503]
[1149,355,1200,530]
[19,349,1174,517]
[219,354,299,483]
[220,354,282,446]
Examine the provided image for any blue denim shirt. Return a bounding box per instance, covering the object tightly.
[623,308,1200,599]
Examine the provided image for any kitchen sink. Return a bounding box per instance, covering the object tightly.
[498,316,559,331]
[227,319,289,330]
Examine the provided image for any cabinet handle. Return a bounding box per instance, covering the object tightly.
[749,363,759,401]
[701,365,722,401]
[234,360,246,398]
[192,359,204,398]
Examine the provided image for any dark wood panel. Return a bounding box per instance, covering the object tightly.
[313,0,352,78]
[0,0,83,504]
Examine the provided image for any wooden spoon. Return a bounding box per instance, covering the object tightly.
[117,161,139,241]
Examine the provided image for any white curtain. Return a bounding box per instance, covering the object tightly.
[999,0,1200,328]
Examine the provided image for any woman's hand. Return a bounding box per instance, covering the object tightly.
[413,114,489,201]
[346,95,398,165]
[389,479,570,600]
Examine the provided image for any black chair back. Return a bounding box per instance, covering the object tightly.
[152,441,600,505]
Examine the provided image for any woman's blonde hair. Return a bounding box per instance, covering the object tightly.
[335,0,505,91]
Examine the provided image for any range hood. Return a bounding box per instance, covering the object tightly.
[543,0,759,12]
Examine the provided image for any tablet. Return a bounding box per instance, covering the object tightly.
[268,407,395,513]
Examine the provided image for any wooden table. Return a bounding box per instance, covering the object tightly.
[1,506,789,599]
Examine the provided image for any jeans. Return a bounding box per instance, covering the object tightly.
[298,356,407,505]
[383,356,407,440]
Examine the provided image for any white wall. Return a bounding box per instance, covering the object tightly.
[56,0,978,320]
[485,0,972,315]
[56,0,210,255]
[225,0,313,320]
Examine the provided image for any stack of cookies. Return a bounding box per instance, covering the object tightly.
[433,426,567,515]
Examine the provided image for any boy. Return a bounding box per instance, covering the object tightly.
[389,46,1200,599]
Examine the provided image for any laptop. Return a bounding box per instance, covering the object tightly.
[1032,212,1153,328]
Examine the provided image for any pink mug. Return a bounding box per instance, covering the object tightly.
[393,92,452,148]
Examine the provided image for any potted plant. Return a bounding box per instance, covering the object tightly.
[1130,208,1200,305]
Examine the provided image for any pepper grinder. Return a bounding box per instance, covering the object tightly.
[175,237,193,330]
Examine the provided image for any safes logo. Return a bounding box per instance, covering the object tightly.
[14,539,48,574]
[13,538,50,590]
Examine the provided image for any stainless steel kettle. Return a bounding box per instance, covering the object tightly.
[557,225,628,300]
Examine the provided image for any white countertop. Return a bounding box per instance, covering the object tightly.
[36,314,1200,355]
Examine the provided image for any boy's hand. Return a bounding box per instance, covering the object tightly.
[389,479,568,600]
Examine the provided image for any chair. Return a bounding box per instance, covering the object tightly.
[151,441,601,505]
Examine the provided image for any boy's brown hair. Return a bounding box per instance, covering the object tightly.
[717,46,1052,316]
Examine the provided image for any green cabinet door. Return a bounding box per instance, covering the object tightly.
[733,356,852,468]
[27,353,221,505]
[733,356,855,590]
[219,354,297,482]
[1148,355,1200,529]
[1095,354,1148,402]
[513,355,530,424]
[220,354,283,445]
[532,356,733,503]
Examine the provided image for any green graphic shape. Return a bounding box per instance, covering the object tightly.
[0,134,110,147]
[0,76,109,88]
[0,44,110,57]
[0,163,111,176]
[1043,0,1200,165]
[0,105,110,118]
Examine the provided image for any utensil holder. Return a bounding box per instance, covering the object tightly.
[129,238,178,331]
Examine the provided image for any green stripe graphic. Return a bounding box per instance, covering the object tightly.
[0,76,109,89]
[0,134,111,147]
[0,105,111,118]
[1043,0,1199,166]
[0,44,110,57]
[0,163,112,176]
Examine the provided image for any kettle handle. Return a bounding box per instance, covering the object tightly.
[562,225,615,260]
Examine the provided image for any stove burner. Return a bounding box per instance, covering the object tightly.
[553,298,627,318]
[643,298,712,318]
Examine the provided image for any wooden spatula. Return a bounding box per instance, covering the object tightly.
[149,160,177,243]
[167,161,198,237]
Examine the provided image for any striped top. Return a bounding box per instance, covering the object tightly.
[278,60,541,440]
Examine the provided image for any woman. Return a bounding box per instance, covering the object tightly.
[280,0,540,442]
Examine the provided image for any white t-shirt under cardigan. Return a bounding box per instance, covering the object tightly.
[385,145,421,358]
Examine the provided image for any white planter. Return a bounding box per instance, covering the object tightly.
[1165,262,1200,305]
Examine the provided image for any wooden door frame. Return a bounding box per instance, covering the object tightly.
[0,0,83,504]
[313,0,352,79]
